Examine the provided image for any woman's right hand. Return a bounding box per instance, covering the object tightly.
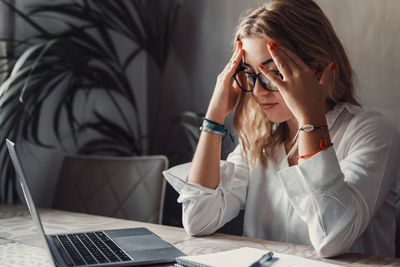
[205,41,244,124]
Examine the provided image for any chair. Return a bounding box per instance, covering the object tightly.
[52,154,168,224]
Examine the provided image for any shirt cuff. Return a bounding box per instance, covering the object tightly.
[277,147,343,197]
[163,160,239,194]
[162,162,217,195]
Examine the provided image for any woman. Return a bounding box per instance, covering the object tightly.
[163,0,400,258]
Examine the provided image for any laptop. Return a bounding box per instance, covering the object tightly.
[6,139,186,266]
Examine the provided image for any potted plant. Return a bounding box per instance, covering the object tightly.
[0,0,181,203]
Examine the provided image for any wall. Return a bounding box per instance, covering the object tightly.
[315,0,400,128]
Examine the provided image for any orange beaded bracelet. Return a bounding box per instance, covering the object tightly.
[297,138,333,159]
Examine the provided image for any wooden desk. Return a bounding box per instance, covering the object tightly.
[1,204,399,266]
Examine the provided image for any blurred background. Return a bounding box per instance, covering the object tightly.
[0,0,399,232]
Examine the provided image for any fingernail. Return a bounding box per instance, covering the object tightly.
[236,40,242,50]
[268,42,274,51]
[259,64,265,69]
[233,60,237,64]
[331,62,338,70]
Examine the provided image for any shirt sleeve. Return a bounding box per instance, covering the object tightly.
[277,112,400,258]
[163,145,249,236]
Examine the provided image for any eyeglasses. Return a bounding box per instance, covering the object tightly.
[233,66,283,92]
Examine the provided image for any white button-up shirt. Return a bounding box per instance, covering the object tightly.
[163,103,400,258]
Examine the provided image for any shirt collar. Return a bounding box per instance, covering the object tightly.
[326,102,362,129]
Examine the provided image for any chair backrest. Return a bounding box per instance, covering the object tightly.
[52,154,168,224]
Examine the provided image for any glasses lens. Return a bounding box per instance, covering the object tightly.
[259,71,283,92]
[259,73,278,91]
[234,70,283,92]
[234,71,253,92]
[246,73,256,87]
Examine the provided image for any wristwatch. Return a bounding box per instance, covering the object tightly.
[299,124,328,132]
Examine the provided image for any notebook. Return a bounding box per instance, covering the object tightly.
[174,247,344,267]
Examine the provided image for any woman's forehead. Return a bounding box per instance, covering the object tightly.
[241,37,274,69]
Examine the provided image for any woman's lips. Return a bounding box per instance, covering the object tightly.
[260,103,278,110]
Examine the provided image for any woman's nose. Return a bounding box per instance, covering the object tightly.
[252,79,271,97]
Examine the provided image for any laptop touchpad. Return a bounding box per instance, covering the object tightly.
[113,235,172,252]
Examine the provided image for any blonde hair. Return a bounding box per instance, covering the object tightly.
[233,0,359,166]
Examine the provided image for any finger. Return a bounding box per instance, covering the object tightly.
[232,81,241,94]
[223,41,242,73]
[270,42,301,70]
[319,62,337,88]
[267,42,292,78]
[221,48,243,86]
[275,47,301,73]
[259,64,285,89]
[227,44,244,73]
[232,41,243,64]
[278,45,311,71]
[229,40,242,63]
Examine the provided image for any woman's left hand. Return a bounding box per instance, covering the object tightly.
[259,42,337,125]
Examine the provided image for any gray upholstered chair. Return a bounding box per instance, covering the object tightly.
[52,154,168,224]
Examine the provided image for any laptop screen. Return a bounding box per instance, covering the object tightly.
[3,139,55,266]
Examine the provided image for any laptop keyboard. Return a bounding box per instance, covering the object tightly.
[52,231,132,266]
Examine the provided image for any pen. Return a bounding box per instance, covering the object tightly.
[248,251,274,267]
